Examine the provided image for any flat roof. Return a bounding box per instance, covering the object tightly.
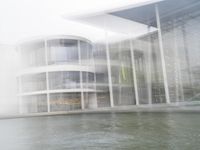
[111,0,200,27]
[71,0,200,28]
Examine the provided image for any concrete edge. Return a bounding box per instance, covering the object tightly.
[0,104,200,120]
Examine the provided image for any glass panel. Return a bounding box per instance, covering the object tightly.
[48,71,80,90]
[80,41,92,64]
[47,39,78,64]
[132,39,148,104]
[93,43,110,107]
[96,91,110,107]
[160,3,200,102]
[109,40,135,106]
[150,33,166,104]
[50,93,81,111]
[132,33,166,104]
[82,72,95,89]
[93,11,162,106]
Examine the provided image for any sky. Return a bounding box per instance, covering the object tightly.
[0,0,153,44]
[0,0,152,114]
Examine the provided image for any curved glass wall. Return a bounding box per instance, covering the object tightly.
[50,93,81,111]
[48,71,95,90]
[47,39,78,65]
[19,37,95,113]
[82,72,95,89]
[48,71,80,90]
[80,41,93,64]
[20,38,93,67]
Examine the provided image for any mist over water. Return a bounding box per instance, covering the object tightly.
[0,113,199,150]
[0,45,19,114]
[0,0,151,114]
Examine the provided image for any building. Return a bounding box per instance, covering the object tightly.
[73,0,200,105]
[18,0,200,113]
[17,36,98,113]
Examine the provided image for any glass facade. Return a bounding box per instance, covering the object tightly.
[109,41,135,106]
[18,37,96,113]
[91,0,200,106]
[49,71,80,90]
[94,44,110,107]
[132,33,166,104]
[160,4,200,102]
[18,1,200,113]
[50,93,81,111]
[47,39,79,65]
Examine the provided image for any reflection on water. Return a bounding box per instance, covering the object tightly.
[0,113,200,150]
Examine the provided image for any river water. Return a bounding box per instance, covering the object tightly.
[0,112,199,150]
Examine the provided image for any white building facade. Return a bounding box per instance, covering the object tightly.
[18,35,98,113]
[18,0,200,113]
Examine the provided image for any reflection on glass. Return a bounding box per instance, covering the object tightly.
[18,1,200,114]
[161,3,200,102]
[47,39,78,65]
[49,71,80,90]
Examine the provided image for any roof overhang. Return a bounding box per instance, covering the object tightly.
[65,0,200,43]
[111,0,200,27]
[67,0,200,26]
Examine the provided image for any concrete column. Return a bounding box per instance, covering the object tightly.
[147,26,152,105]
[44,39,50,112]
[105,36,114,107]
[103,17,114,107]
[118,42,122,105]
[78,40,85,109]
[155,4,170,104]
[91,44,98,108]
[129,40,139,105]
